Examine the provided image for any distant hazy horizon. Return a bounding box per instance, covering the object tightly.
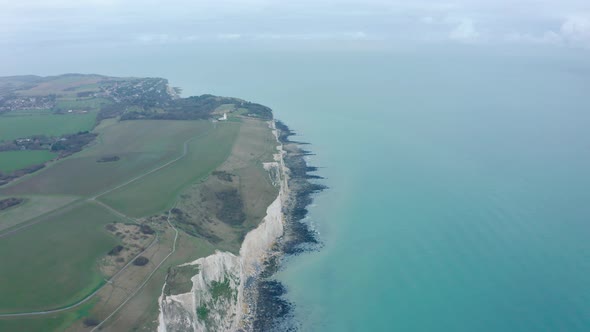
[2,0,590,78]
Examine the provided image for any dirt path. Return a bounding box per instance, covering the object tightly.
[0,132,198,240]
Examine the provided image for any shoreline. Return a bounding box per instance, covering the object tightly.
[249,120,327,331]
[157,119,325,331]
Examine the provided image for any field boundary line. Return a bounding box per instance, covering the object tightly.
[92,200,136,224]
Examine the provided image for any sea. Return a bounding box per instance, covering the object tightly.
[6,44,590,331]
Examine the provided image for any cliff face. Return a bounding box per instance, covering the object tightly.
[158,121,288,332]
[158,252,242,332]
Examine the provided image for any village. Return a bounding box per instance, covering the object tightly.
[0,95,55,113]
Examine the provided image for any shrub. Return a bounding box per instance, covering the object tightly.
[197,305,209,321]
[133,256,149,266]
[108,245,124,256]
[140,224,155,235]
[83,318,100,327]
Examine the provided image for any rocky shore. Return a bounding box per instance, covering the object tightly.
[249,121,327,331]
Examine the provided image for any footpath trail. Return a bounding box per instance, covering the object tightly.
[91,208,180,331]
[0,133,197,240]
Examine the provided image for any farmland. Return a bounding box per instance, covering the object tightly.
[0,112,97,142]
[1,120,211,196]
[0,118,242,314]
[99,121,240,217]
[0,150,56,173]
[90,118,279,331]
[12,74,106,97]
[0,74,278,331]
[0,300,98,332]
[0,195,78,233]
[0,202,120,312]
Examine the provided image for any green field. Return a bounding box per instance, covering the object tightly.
[1,109,52,116]
[0,76,252,321]
[0,150,56,173]
[0,195,79,233]
[0,119,241,313]
[1,120,211,196]
[16,75,105,96]
[0,299,98,332]
[0,75,281,330]
[0,202,120,313]
[53,97,111,112]
[99,122,240,217]
[0,112,97,142]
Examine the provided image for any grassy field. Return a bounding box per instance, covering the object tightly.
[0,110,280,332]
[0,76,263,324]
[1,120,211,196]
[1,109,52,116]
[101,118,280,330]
[227,118,279,229]
[0,195,79,232]
[53,97,111,112]
[0,112,97,142]
[0,202,121,313]
[170,118,279,253]
[0,119,237,315]
[99,121,240,217]
[16,75,105,96]
[0,299,98,332]
[0,150,56,173]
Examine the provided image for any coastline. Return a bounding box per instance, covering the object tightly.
[157,119,325,331]
[249,121,326,331]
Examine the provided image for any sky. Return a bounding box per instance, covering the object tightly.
[1,0,589,50]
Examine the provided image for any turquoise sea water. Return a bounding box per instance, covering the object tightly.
[175,51,590,332]
[8,47,590,331]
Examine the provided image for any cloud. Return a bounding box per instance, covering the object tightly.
[1,0,590,51]
[136,34,201,44]
[251,31,372,41]
[420,16,435,24]
[503,15,590,48]
[132,31,373,44]
[504,31,562,45]
[217,33,242,40]
[449,19,479,42]
[347,31,370,39]
[560,16,590,46]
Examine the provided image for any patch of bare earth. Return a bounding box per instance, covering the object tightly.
[99,222,155,277]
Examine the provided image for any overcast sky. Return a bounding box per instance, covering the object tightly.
[1,0,590,50]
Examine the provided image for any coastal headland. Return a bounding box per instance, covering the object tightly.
[0,74,323,331]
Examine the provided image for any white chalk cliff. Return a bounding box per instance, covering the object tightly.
[158,121,288,332]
